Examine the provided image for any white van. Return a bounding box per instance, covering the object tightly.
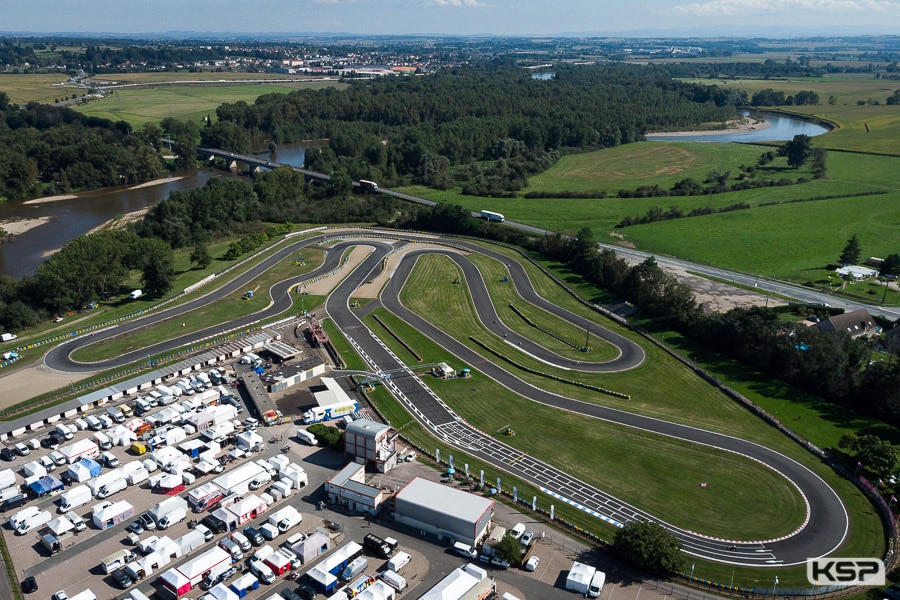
[85,415,103,431]
[295,429,318,446]
[55,423,74,440]
[588,571,606,598]
[249,559,275,584]
[96,478,127,500]
[101,451,120,468]
[134,397,153,414]
[158,506,187,529]
[16,509,52,535]
[106,406,125,424]
[453,541,477,559]
[59,485,92,513]
[387,551,411,573]
[9,506,42,530]
[93,432,112,450]
[381,569,407,592]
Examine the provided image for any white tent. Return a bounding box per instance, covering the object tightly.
[235,430,264,452]
[111,425,137,446]
[46,516,75,537]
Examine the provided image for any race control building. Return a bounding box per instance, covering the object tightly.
[392,477,493,547]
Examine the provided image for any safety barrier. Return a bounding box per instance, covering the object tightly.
[371,314,422,362]
[468,336,630,400]
[508,303,585,351]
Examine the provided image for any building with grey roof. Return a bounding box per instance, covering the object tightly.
[392,477,494,547]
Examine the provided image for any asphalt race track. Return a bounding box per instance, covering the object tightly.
[44,231,850,567]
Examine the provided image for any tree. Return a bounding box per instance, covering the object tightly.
[141,239,176,296]
[190,243,212,269]
[839,234,861,266]
[778,134,812,168]
[615,521,685,576]
[494,533,525,565]
[880,254,900,278]
[855,435,900,477]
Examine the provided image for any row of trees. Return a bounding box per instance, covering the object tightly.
[0,92,165,200]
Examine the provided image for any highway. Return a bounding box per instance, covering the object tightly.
[43,231,850,567]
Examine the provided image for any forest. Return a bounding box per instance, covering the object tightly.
[0,92,165,201]
[214,61,739,189]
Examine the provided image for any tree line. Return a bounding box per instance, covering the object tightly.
[213,61,738,191]
[0,92,165,201]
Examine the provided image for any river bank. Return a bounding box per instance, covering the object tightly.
[0,216,53,236]
[647,115,772,138]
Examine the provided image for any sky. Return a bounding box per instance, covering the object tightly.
[3,0,900,37]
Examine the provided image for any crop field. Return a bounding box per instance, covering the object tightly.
[0,73,70,104]
[87,72,332,83]
[74,82,330,126]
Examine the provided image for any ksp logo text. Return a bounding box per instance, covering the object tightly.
[807,558,885,586]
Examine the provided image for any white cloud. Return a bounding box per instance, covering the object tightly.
[668,0,900,16]
[428,0,491,7]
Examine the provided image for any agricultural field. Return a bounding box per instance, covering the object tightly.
[0,73,70,104]
[75,81,340,127]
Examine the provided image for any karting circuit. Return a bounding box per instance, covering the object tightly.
[44,231,849,567]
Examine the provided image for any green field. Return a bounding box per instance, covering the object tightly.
[74,83,328,126]
[0,73,70,104]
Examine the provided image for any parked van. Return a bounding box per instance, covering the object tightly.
[387,551,411,573]
[158,507,187,530]
[55,423,74,441]
[102,549,136,574]
[231,531,251,552]
[130,442,148,456]
[85,416,103,431]
[126,468,149,486]
[119,404,134,419]
[453,541,478,559]
[50,451,67,466]
[96,478,128,500]
[381,569,407,592]
[59,485,92,513]
[248,472,271,491]
[16,509,52,535]
[1,494,27,512]
[249,559,275,585]
[588,571,606,598]
[0,487,20,503]
[106,406,125,424]
[101,451,120,468]
[73,418,89,431]
[93,432,112,450]
[219,537,243,561]
[14,441,30,456]
[295,429,318,446]
[97,414,113,429]
[9,505,41,529]
[341,556,368,581]
[134,397,152,415]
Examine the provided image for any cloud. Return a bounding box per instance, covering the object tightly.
[427,0,492,7]
[668,0,900,16]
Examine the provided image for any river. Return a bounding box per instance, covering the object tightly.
[0,142,310,278]
[645,111,830,143]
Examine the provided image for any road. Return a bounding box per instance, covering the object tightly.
[42,231,850,567]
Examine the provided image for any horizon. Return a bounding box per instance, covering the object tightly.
[4,0,900,39]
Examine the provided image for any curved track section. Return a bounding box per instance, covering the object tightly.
[43,232,849,567]
[327,244,848,567]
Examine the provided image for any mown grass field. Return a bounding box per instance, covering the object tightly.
[0,73,70,104]
[74,83,317,126]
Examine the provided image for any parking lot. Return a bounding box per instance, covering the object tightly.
[0,359,714,600]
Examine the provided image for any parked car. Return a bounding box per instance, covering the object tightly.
[243,526,264,547]
[137,512,157,531]
[525,556,540,571]
[520,530,534,546]
[0,448,14,461]
[490,556,511,569]
[126,520,145,535]
[111,567,134,589]
[51,592,68,600]
[21,576,37,593]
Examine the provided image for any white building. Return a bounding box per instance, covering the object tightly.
[392,477,493,547]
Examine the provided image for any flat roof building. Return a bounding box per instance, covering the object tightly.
[325,462,384,516]
[392,477,493,547]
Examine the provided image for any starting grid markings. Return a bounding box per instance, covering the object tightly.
[541,487,625,529]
